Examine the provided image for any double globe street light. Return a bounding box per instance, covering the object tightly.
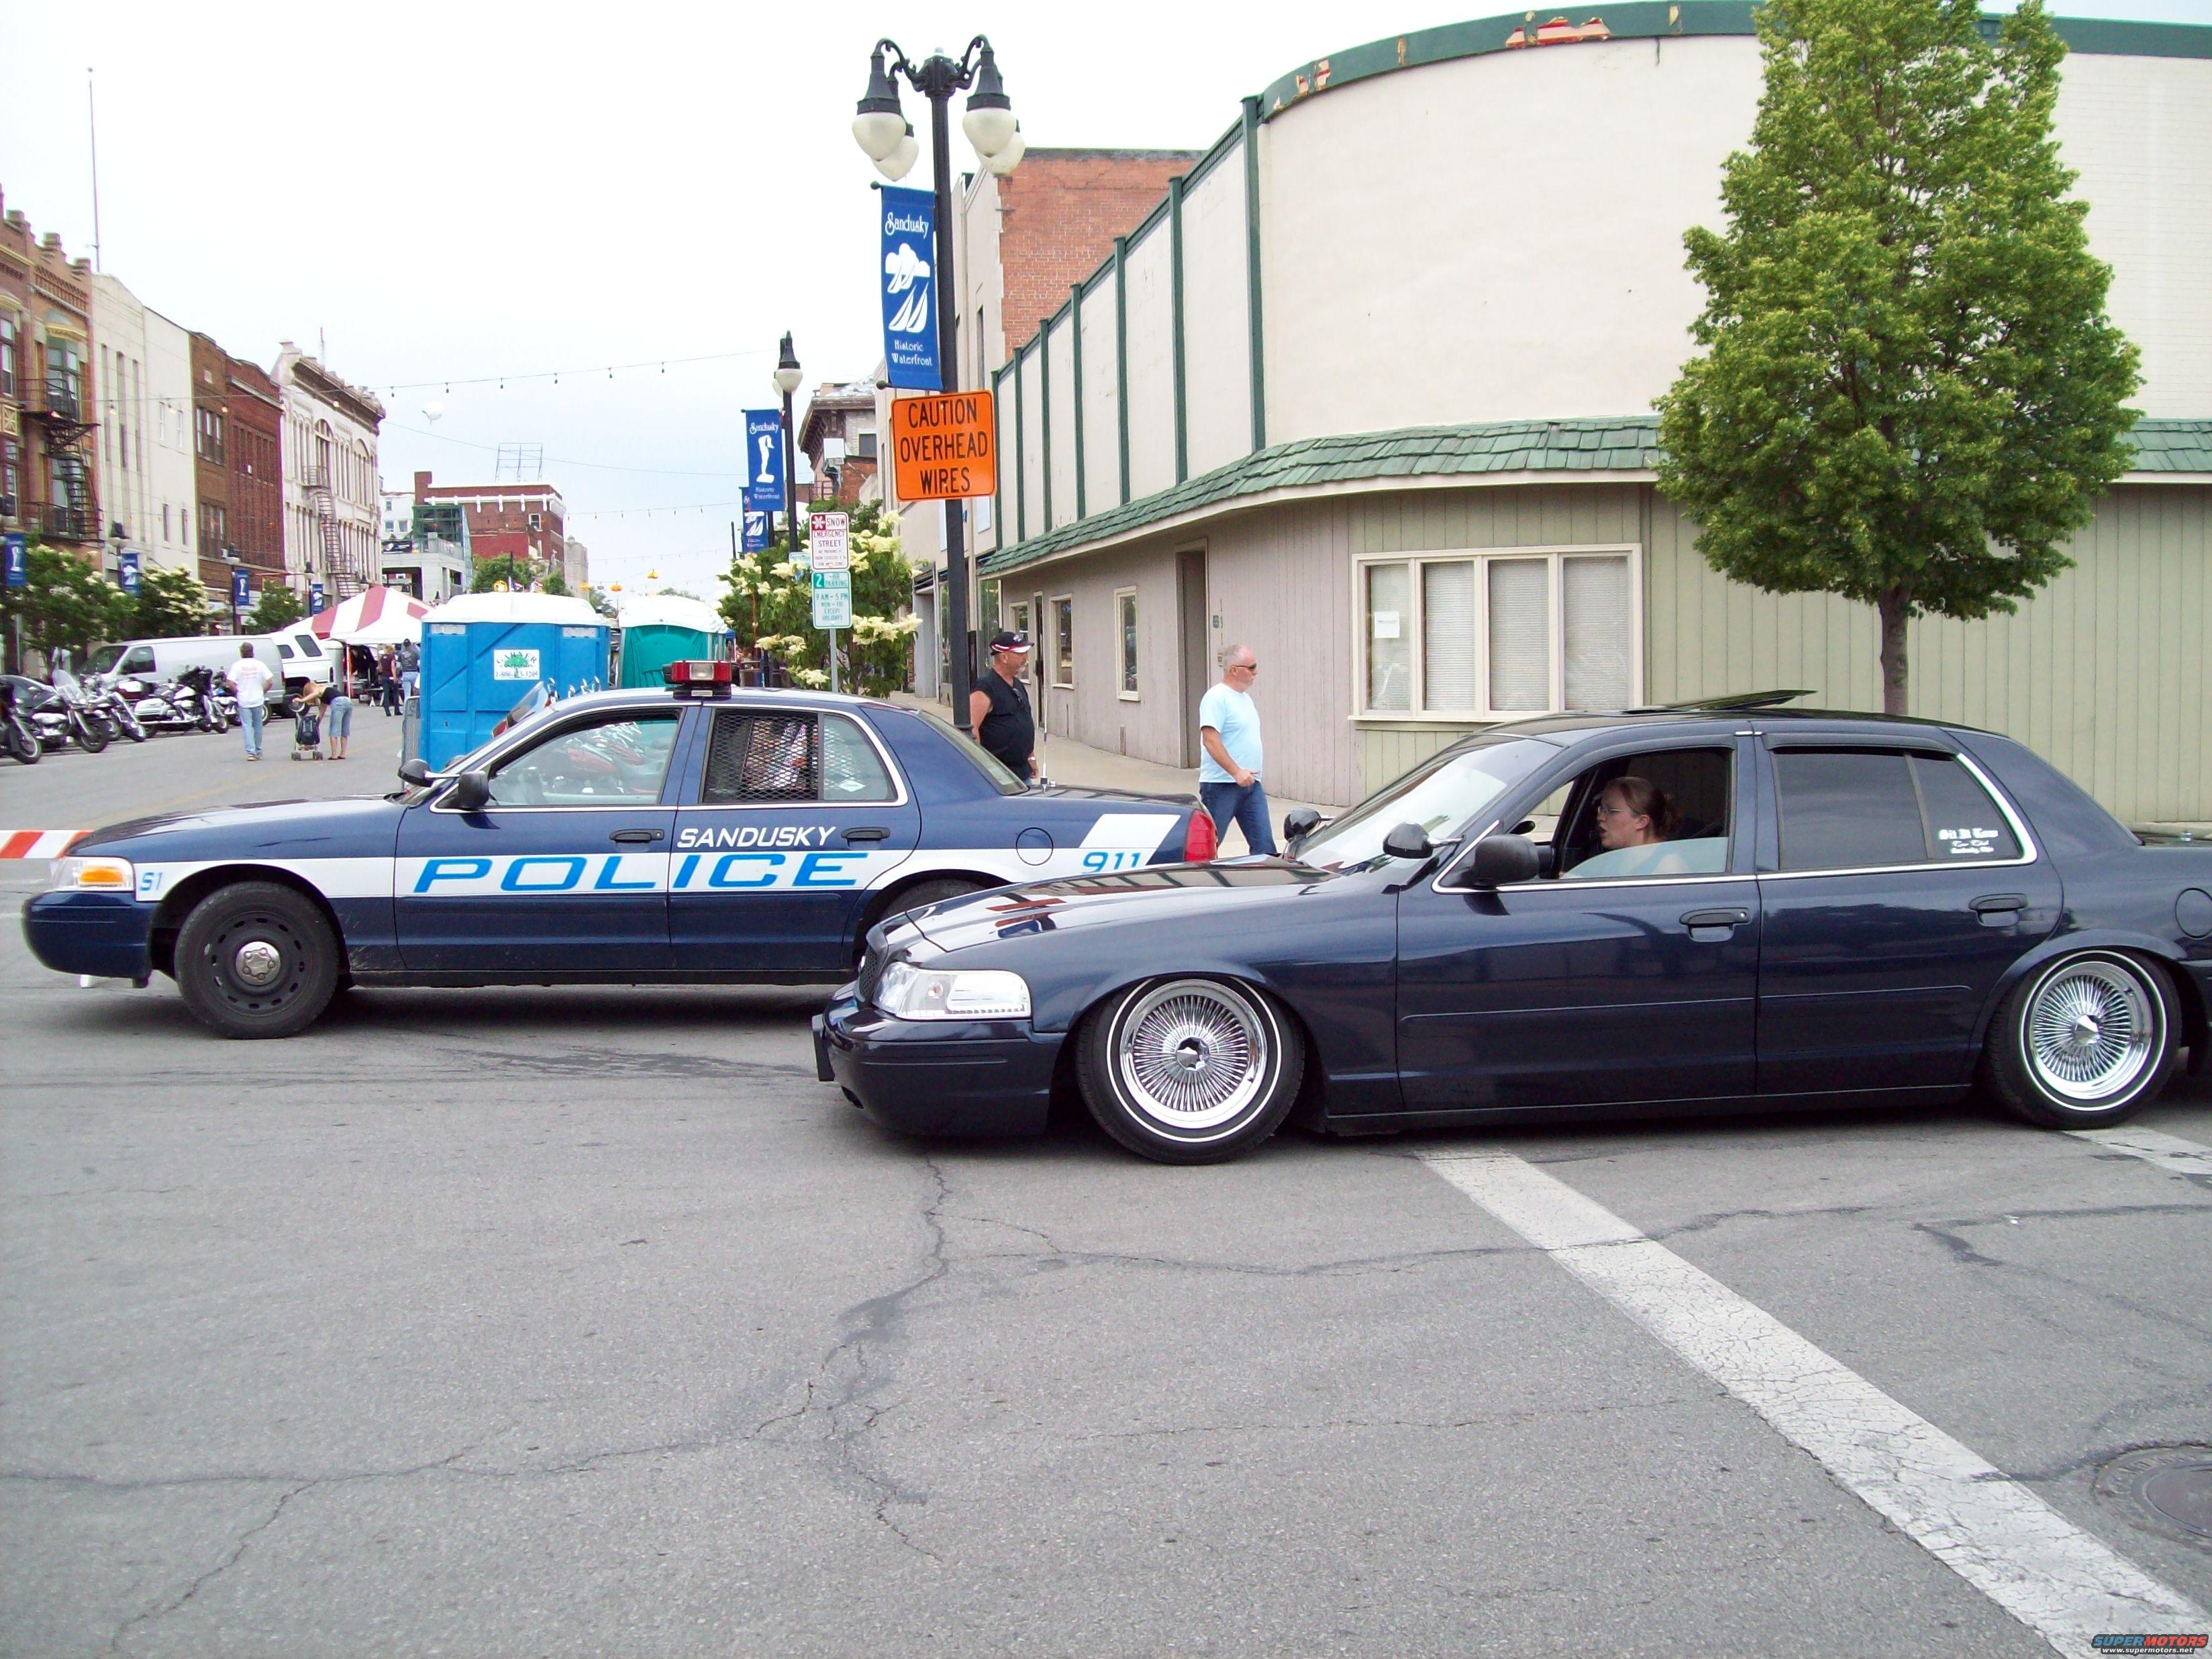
[851,37,1021,734]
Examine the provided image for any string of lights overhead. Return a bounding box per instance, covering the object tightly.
[376,348,771,397]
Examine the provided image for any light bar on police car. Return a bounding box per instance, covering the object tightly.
[664,660,736,695]
[874,961,1032,1021]
[50,856,134,893]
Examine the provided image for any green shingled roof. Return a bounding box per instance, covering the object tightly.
[980,417,2209,576]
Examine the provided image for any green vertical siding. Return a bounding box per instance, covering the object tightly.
[1644,484,2210,823]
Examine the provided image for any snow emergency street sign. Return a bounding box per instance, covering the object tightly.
[811,570,852,630]
[890,390,995,501]
[808,512,850,572]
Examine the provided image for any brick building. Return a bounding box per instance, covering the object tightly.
[411,470,572,590]
[798,379,879,506]
[0,190,102,561]
[225,356,285,597]
[187,333,233,599]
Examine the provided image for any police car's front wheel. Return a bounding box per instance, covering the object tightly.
[1077,977,1304,1164]
[174,882,340,1040]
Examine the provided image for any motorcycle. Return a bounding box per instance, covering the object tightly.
[117,673,209,736]
[0,678,39,764]
[87,676,149,743]
[46,670,115,754]
[201,668,242,730]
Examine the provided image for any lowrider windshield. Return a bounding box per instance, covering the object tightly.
[1295,736,1558,870]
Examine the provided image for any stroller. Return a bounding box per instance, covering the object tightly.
[291,693,324,760]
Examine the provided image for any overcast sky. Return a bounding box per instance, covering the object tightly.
[4,0,2207,596]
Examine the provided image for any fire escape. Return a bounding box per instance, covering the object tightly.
[300,467,363,597]
[30,372,97,542]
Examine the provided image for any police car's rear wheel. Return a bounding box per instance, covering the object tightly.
[174,882,340,1040]
[878,878,987,927]
[1077,977,1303,1164]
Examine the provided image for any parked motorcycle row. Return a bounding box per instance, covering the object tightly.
[0,666,244,765]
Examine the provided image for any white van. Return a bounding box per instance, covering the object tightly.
[89,627,335,701]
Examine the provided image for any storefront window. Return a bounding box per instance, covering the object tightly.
[1117,588,1139,698]
[1359,549,1635,719]
[1052,597,1074,687]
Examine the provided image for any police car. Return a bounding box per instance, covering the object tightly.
[21,660,1219,1038]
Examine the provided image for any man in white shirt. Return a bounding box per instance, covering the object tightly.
[1197,645,1276,855]
[224,644,275,760]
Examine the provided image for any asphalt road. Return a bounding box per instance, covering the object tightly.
[2,724,2207,1656]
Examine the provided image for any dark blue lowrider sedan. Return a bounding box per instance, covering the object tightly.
[818,705,2212,1162]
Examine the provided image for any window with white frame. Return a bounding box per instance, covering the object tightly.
[1116,587,1139,699]
[1357,547,1637,719]
[1051,597,1073,687]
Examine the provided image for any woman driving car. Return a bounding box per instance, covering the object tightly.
[1564,776,1695,878]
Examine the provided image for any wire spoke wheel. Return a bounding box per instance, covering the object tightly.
[2023,959,2157,1103]
[1113,979,1270,1134]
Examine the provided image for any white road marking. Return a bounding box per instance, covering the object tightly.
[1417,1148,2207,1656]
[2064,1125,2212,1178]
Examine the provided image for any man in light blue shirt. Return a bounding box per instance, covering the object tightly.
[1197,646,1277,856]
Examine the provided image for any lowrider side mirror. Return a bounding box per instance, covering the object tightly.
[1283,807,1322,849]
[1464,833,1540,887]
[398,757,432,787]
[446,769,491,813]
[1381,821,1433,861]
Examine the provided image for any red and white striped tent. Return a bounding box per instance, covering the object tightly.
[306,585,430,646]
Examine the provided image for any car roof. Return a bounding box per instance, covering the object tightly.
[1480,705,1991,743]
[530,685,908,720]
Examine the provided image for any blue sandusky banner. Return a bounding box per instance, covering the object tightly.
[742,510,770,553]
[119,550,141,596]
[746,410,784,510]
[879,186,940,391]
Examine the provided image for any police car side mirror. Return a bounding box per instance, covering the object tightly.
[1464,833,1540,887]
[398,758,432,788]
[1283,807,1322,849]
[446,769,491,813]
[1382,822,1433,861]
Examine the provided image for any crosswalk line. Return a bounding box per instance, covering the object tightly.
[2064,1125,2212,1179]
[1417,1148,2207,1656]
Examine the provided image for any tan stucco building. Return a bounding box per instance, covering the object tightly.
[969,5,2211,823]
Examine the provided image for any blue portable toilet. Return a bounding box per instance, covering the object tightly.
[417,593,611,770]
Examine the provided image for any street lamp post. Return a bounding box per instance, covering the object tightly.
[772,334,811,689]
[852,37,1023,735]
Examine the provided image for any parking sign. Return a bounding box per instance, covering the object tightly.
[811,570,852,630]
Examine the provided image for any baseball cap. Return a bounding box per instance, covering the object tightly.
[989,630,1032,654]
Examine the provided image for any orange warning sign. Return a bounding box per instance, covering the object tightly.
[890,390,996,502]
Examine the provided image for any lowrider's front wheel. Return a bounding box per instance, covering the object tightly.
[174,881,340,1040]
[1078,976,1304,1163]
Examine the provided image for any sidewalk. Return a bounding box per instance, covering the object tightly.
[892,693,1347,856]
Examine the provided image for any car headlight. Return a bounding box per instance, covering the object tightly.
[51,855,134,893]
[874,961,1032,1021]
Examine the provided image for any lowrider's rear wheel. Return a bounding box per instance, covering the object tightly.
[1077,976,1303,1164]
[1984,950,2178,1129]
[174,881,340,1040]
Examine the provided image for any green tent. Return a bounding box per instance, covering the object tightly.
[615,595,727,688]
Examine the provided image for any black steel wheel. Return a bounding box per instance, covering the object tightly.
[173,881,341,1040]
[1984,950,2179,1129]
[1076,976,1305,1164]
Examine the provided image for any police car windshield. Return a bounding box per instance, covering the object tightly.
[912,708,1027,795]
[1297,736,1558,870]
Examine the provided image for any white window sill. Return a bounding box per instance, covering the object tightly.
[1118,691,1142,703]
[1350,711,1543,725]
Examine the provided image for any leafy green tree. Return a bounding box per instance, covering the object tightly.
[0,542,138,666]
[134,564,214,639]
[1653,0,2140,713]
[469,558,565,595]
[245,585,304,634]
[717,501,921,695]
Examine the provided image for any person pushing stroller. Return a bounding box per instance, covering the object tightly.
[291,681,326,760]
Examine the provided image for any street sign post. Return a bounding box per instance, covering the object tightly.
[808,512,852,691]
[889,390,995,501]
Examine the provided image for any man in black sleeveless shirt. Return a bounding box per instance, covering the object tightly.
[968,630,1037,783]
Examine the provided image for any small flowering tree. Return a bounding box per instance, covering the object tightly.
[717,501,923,695]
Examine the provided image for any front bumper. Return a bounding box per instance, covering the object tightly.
[815,986,1060,1139]
[21,891,155,981]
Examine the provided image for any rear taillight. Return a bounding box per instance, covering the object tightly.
[1183,809,1217,862]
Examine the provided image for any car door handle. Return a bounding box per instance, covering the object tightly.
[609,828,665,844]
[1680,908,1750,929]
[1971,893,2027,923]
[842,826,891,843]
